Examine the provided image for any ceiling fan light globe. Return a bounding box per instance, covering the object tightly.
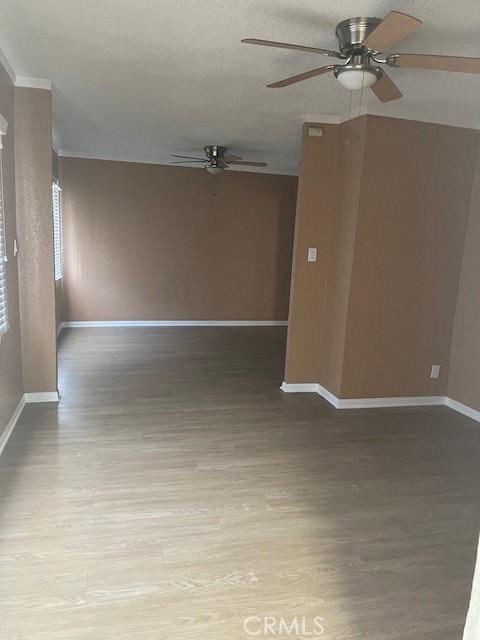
[335,68,379,90]
[206,166,224,175]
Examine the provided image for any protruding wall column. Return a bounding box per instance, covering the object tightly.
[14,87,57,395]
[284,122,340,385]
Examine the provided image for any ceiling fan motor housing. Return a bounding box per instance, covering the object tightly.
[335,17,382,55]
[204,145,228,170]
[204,145,227,159]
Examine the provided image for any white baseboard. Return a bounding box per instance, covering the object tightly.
[280,382,341,407]
[445,397,480,423]
[280,382,318,393]
[24,391,60,403]
[0,391,60,457]
[281,381,480,424]
[58,320,288,334]
[336,395,446,409]
[0,395,26,456]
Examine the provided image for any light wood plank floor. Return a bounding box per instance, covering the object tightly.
[1,327,479,639]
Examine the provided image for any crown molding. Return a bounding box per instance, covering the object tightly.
[301,114,343,125]
[15,76,52,90]
[0,46,52,90]
[0,47,16,84]
[302,108,480,132]
[57,149,299,176]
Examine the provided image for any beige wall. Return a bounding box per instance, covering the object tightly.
[285,115,480,400]
[0,63,23,431]
[285,123,339,383]
[448,148,480,412]
[15,87,57,393]
[59,158,297,322]
[341,116,478,398]
[321,117,367,395]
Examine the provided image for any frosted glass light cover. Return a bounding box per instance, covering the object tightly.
[336,69,378,90]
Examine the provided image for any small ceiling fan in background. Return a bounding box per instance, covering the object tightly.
[242,10,480,102]
[170,145,267,174]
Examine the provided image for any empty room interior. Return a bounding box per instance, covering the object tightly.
[1,1,480,638]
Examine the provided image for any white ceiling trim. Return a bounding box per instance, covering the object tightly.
[57,149,299,176]
[301,114,343,125]
[302,108,480,131]
[15,76,52,90]
[0,46,51,90]
[0,47,15,84]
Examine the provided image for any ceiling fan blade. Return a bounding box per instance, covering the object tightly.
[223,155,242,162]
[387,53,480,74]
[169,154,205,160]
[228,160,268,167]
[370,71,402,102]
[363,11,422,52]
[268,65,334,88]
[242,39,341,58]
[169,160,205,164]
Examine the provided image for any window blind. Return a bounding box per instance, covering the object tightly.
[0,144,8,336]
[52,182,62,281]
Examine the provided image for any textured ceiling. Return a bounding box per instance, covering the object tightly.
[1,0,480,174]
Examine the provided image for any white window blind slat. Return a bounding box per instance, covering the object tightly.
[0,144,8,337]
[52,182,62,281]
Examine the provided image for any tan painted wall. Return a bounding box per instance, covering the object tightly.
[321,117,367,395]
[341,116,479,398]
[285,117,367,393]
[15,87,57,393]
[448,148,480,412]
[59,158,297,322]
[285,115,479,400]
[0,63,23,431]
[285,123,339,383]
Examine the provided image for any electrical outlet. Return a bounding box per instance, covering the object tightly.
[430,364,440,379]
[307,247,317,262]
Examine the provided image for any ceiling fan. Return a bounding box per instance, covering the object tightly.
[242,11,480,102]
[169,145,267,174]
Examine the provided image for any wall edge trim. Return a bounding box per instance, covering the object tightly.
[15,76,52,90]
[0,395,26,457]
[445,397,480,423]
[59,321,288,333]
[57,152,299,176]
[0,46,16,84]
[24,392,60,403]
[281,382,480,423]
[0,391,60,457]
[301,110,480,132]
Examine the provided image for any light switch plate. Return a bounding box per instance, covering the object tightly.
[430,364,440,379]
[307,248,317,262]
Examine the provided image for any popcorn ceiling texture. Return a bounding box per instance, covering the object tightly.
[1,0,479,172]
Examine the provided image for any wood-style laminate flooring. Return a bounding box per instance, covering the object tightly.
[0,327,479,639]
